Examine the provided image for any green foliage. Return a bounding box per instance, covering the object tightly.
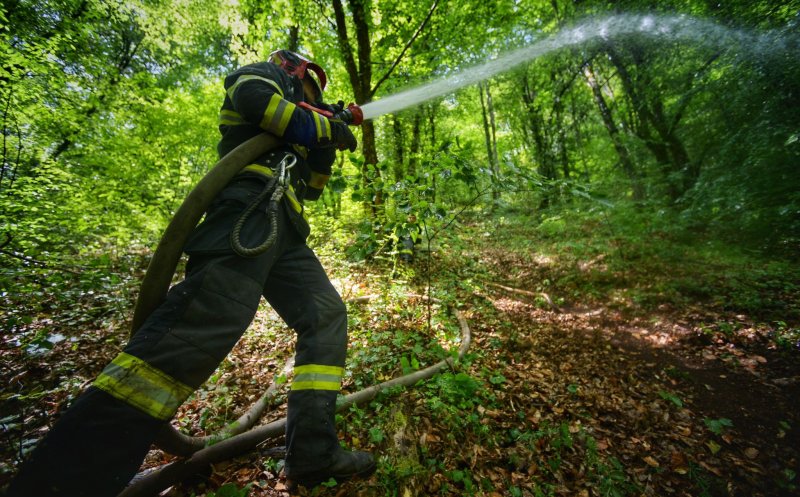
[202,483,252,497]
[703,417,734,436]
[658,390,684,408]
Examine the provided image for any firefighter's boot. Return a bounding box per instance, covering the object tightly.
[284,389,376,490]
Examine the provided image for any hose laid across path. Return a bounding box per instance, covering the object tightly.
[119,299,471,497]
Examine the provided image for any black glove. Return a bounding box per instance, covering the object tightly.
[330,119,357,152]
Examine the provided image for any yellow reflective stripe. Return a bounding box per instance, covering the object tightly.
[312,113,331,141]
[295,364,344,376]
[226,74,283,101]
[291,380,341,391]
[261,94,296,135]
[242,164,275,177]
[291,364,343,391]
[93,352,193,421]
[219,109,245,126]
[238,165,304,216]
[285,186,304,216]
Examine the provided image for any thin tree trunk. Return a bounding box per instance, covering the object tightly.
[582,62,644,201]
[409,112,421,179]
[392,114,404,183]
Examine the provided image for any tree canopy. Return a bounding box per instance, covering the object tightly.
[1,0,799,496]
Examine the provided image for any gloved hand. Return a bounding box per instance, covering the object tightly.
[330,119,357,152]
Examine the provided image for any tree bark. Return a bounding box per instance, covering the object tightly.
[479,83,500,200]
[582,62,644,201]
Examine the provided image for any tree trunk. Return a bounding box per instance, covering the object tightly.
[521,73,557,207]
[332,0,380,214]
[605,44,694,200]
[582,62,644,201]
[392,114,404,183]
[481,83,500,199]
[409,112,421,179]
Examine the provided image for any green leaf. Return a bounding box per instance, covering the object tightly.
[703,418,733,435]
[658,390,683,408]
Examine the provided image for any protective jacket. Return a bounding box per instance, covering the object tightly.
[219,62,336,200]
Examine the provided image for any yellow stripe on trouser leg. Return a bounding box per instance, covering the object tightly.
[291,364,343,391]
[93,352,194,421]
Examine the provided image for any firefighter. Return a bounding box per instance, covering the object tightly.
[6,50,375,496]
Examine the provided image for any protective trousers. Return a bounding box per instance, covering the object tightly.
[7,176,347,497]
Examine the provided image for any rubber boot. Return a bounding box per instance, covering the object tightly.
[284,390,376,491]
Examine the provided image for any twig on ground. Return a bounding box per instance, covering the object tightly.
[486,282,563,313]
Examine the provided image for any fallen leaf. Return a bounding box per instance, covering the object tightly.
[643,456,659,467]
[706,440,721,455]
[670,451,688,472]
[744,447,759,459]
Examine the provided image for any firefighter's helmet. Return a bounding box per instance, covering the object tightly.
[269,50,327,100]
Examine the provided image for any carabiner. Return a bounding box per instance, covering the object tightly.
[277,153,297,187]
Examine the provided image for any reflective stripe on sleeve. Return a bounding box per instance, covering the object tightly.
[261,94,296,135]
[226,74,284,101]
[219,109,245,126]
[291,364,343,391]
[93,352,193,421]
[312,112,331,141]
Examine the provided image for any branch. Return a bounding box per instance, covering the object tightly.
[0,248,88,275]
[152,356,294,455]
[668,51,722,135]
[370,0,439,98]
[310,0,337,30]
[486,282,562,313]
[119,300,471,497]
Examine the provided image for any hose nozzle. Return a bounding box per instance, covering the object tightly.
[333,103,364,126]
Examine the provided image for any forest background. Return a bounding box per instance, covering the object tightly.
[1,0,799,496]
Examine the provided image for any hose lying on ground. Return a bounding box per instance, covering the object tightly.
[119,298,471,497]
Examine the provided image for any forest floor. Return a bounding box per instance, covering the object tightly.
[1,213,799,497]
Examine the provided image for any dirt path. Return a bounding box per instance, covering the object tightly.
[474,260,800,496]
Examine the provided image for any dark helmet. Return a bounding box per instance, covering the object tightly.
[268,49,327,99]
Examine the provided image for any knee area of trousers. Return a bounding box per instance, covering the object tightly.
[315,293,347,328]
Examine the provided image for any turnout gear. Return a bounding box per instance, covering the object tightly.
[7,52,372,497]
[219,61,357,156]
[330,118,358,152]
[285,390,376,490]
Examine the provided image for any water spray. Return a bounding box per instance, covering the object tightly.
[359,13,786,121]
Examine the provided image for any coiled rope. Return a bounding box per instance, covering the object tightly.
[230,153,296,257]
